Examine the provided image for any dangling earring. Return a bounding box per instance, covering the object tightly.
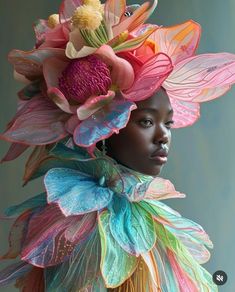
[101,140,107,155]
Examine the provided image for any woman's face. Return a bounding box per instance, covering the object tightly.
[106,88,174,176]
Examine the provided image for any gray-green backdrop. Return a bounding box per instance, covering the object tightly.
[0,1,234,291]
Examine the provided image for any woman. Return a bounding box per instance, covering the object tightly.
[1,0,235,291]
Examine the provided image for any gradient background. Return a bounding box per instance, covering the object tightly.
[0,0,234,291]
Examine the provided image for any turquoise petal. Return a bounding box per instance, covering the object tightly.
[44,168,114,216]
[4,193,47,217]
[108,196,156,255]
[98,211,138,288]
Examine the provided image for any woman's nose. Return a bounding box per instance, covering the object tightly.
[153,124,170,145]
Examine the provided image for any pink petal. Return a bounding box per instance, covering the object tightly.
[95,45,134,90]
[104,0,126,28]
[1,143,29,162]
[77,91,115,120]
[43,56,68,88]
[164,53,235,101]
[144,177,185,201]
[39,24,70,49]
[33,19,49,48]
[65,114,80,134]
[47,87,77,114]
[21,204,96,267]
[112,1,157,37]
[0,96,69,145]
[150,20,201,65]
[122,53,173,101]
[8,48,65,80]
[169,98,200,128]
[0,210,32,260]
[59,0,83,23]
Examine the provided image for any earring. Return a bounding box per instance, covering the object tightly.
[101,140,107,155]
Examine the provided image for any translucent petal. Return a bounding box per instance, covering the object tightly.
[45,168,114,216]
[98,211,138,288]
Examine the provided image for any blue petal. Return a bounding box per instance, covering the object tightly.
[108,196,156,256]
[74,98,136,147]
[44,168,114,216]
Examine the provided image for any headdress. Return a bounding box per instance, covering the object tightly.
[2,0,235,160]
[1,0,235,291]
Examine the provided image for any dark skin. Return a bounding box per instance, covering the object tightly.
[105,88,174,176]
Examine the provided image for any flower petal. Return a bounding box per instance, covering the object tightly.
[98,210,138,288]
[0,96,69,145]
[45,168,114,216]
[59,0,83,23]
[74,97,136,147]
[113,26,157,54]
[164,53,235,101]
[170,98,200,128]
[122,53,173,101]
[45,228,101,291]
[144,177,185,200]
[0,262,31,286]
[1,143,29,162]
[0,210,32,260]
[150,20,201,65]
[108,196,156,255]
[104,0,126,28]
[77,91,115,120]
[65,42,97,59]
[112,1,158,37]
[8,48,65,80]
[21,204,96,267]
[95,45,134,90]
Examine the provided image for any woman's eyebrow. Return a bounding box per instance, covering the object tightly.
[135,108,174,115]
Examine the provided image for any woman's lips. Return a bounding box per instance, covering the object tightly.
[150,149,168,164]
[150,155,168,164]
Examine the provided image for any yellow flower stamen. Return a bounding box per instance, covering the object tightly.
[83,0,104,13]
[48,14,60,29]
[72,5,102,31]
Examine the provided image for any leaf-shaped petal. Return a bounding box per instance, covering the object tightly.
[1,143,28,162]
[122,53,173,101]
[59,0,83,23]
[150,20,201,65]
[77,91,115,120]
[21,204,96,267]
[144,177,185,200]
[4,193,47,217]
[98,211,138,288]
[0,262,31,286]
[0,96,69,145]
[169,98,200,128]
[108,196,156,255]
[104,0,126,28]
[140,200,213,248]
[45,228,101,291]
[95,45,135,90]
[1,210,32,260]
[164,53,235,101]
[8,48,65,80]
[74,98,136,147]
[45,168,114,216]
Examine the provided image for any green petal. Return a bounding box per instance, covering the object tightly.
[98,210,138,288]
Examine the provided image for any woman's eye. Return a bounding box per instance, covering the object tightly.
[139,119,153,127]
[165,120,174,129]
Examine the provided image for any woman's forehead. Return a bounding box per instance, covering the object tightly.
[136,88,173,112]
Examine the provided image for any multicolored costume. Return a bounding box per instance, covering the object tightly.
[1,0,235,291]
